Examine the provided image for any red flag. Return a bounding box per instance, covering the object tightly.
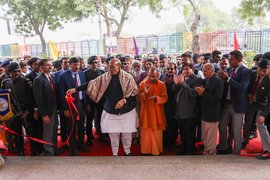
[233,32,239,50]
[133,36,139,56]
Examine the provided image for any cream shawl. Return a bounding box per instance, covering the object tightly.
[86,69,139,103]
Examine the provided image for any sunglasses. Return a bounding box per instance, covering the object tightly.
[12,69,20,73]
[92,61,99,64]
[167,68,174,71]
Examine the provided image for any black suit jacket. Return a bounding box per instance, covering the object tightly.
[33,73,57,117]
[25,71,39,111]
[200,75,224,122]
[247,71,257,94]
[256,75,270,118]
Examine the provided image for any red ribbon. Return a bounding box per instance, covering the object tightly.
[0,92,79,147]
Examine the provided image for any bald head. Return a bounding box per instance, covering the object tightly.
[110,58,121,66]
[203,63,215,79]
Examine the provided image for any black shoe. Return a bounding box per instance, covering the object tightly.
[8,147,18,153]
[54,148,64,155]
[71,150,78,156]
[86,140,93,146]
[99,134,109,143]
[257,152,270,160]
[18,151,25,156]
[62,144,69,150]
[241,143,247,150]
[0,148,5,153]
[41,151,53,156]
[79,145,90,152]
[125,153,132,156]
[217,149,231,155]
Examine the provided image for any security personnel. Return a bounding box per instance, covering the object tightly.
[0,59,12,88]
[25,57,43,156]
[2,62,33,156]
[0,59,13,152]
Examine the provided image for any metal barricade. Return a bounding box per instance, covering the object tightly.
[262,29,270,53]
[227,31,245,52]
[170,33,183,54]
[89,40,99,56]
[157,35,170,54]
[136,36,147,55]
[211,31,228,53]
[245,31,261,53]
[146,35,158,54]
[199,33,211,53]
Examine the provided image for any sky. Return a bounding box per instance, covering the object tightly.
[0,0,241,45]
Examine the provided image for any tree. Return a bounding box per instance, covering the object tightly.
[172,0,201,53]
[0,0,95,54]
[239,0,270,24]
[186,0,200,53]
[95,0,161,37]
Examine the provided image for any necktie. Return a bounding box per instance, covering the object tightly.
[251,76,262,97]
[49,76,56,100]
[73,73,79,100]
[74,73,78,87]
[230,68,236,79]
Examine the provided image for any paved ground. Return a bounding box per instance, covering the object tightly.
[1,155,270,180]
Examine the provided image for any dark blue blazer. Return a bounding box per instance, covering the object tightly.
[227,65,252,113]
[53,69,64,83]
[59,70,86,111]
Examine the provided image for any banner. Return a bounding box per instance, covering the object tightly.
[0,90,14,122]
[49,41,60,60]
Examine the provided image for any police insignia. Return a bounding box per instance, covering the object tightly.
[0,90,14,122]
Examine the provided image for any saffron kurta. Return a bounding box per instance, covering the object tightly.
[138,79,168,155]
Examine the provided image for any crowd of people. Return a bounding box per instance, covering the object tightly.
[0,50,269,163]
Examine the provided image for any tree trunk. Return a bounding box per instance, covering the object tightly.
[115,15,126,38]
[38,32,46,55]
[188,0,200,53]
[100,0,111,36]
[114,1,131,38]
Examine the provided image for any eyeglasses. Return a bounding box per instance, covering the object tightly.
[167,68,174,71]
[92,61,99,64]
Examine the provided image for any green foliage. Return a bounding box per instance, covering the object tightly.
[0,0,95,35]
[244,50,257,68]
[239,0,270,25]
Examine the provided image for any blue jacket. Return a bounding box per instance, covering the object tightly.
[59,69,86,111]
[227,65,252,113]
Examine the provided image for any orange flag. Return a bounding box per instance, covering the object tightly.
[233,32,239,50]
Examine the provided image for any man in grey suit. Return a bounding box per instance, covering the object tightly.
[219,50,252,154]
[173,63,202,155]
[195,63,223,155]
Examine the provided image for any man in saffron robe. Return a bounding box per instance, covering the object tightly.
[138,67,168,155]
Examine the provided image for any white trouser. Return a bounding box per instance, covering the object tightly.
[109,133,132,156]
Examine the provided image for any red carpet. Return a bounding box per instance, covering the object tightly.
[0,130,263,157]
